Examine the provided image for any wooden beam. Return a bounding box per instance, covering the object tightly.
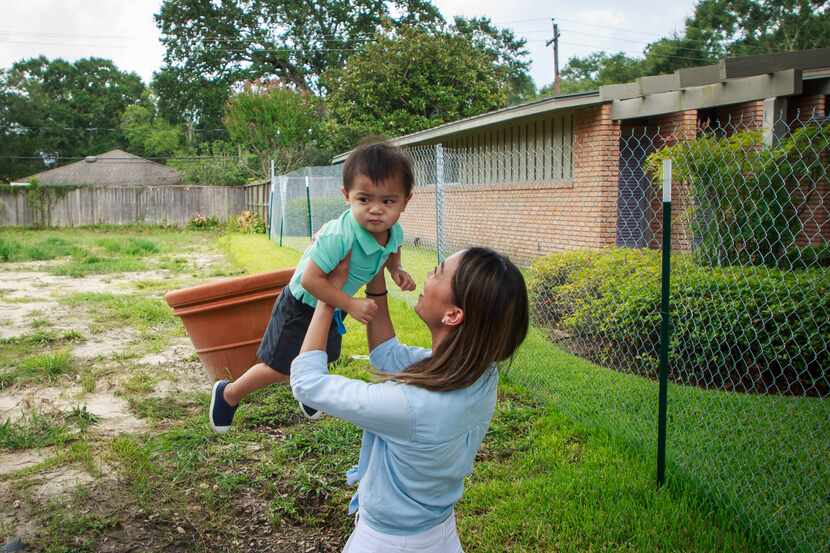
[719,47,830,80]
[611,69,802,120]
[677,64,721,87]
[599,82,642,101]
[637,73,681,96]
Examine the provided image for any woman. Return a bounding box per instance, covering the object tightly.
[291,247,529,552]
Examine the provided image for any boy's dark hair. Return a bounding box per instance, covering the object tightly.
[343,138,414,196]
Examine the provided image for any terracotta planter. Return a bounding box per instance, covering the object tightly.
[165,269,294,381]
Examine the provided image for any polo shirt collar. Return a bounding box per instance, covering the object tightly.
[348,209,393,255]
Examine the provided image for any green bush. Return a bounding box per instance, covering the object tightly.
[0,235,77,262]
[530,248,830,396]
[0,237,21,261]
[187,213,221,231]
[781,244,830,269]
[227,210,266,234]
[645,124,830,268]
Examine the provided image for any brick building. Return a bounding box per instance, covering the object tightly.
[334,48,829,264]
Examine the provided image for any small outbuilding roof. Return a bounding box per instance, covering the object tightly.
[23,149,182,187]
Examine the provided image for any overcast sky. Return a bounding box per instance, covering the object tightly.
[0,0,699,90]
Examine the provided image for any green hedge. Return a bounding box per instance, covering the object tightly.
[529,248,830,396]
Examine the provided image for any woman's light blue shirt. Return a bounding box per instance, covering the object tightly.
[290,337,498,536]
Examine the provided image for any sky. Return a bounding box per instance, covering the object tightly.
[0,0,699,90]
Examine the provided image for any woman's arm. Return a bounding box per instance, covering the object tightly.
[292,255,411,441]
[366,270,395,351]
[301,260,377,324]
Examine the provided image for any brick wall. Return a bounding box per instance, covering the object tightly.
[788,93,830,246]
[399,94,828,264]
[717,99,765,127]
[788,92,828,121]
[398,103,620,265]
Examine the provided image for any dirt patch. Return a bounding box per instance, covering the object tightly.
[0,387,147,436]
[133,337,209,396]
[0,448,54,477]
[31,466,96,500]
[0,301,60,339]
[72,327,138,360]
[0,270,176,301]
[186,252,227,271]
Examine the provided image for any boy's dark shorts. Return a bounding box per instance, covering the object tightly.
[256,289,342,375]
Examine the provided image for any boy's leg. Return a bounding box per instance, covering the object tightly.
[210,363,288,433]
[223,362,288,406]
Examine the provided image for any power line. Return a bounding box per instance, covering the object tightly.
[2,125,227,134]
[557,41,711,64]
[0,36,713,66]
[0,155,249,161]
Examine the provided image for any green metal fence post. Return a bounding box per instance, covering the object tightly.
[267,160,275,239]
[657,158,672,488]
[435,144,445,264]
[305,175,313,240]
[279,176,285,247]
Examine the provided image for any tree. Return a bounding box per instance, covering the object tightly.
[224,83,325,176]
[151,68,231,144]
[547,51,646,96]
[323,25,509,153]
[120,101,183,157]
[0,56,146,182]
[552,0,830,95]
[452,16,535,105]
[154,0,443,131]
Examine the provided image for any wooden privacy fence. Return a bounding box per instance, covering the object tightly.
[0,185,248,227]
[243,181,271,227]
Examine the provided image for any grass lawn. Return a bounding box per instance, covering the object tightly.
[229,234,800,552]
[1,228,821,552]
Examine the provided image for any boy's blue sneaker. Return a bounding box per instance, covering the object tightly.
[298,401,323,421]
[209,380,238,433]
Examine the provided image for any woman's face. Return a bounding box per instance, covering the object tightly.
[415,251,463,328]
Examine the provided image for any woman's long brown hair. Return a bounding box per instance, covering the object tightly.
[387,247,529,392]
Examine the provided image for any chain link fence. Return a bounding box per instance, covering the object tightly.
[268,115,828,551]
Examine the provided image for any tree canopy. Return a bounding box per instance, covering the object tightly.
[323,25,510,152]
[551,0,830,96]
[0,57,146,182]
[224,83,325,175]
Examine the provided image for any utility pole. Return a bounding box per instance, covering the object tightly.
[545,18,561,96]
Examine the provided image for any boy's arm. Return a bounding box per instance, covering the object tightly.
[301,259,378,324]
[386,248,416,292]
[386,249,402,271]
[366,271,395,351]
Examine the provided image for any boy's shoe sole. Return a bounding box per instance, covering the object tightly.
[298,401,323,420]
[210,379,236,433]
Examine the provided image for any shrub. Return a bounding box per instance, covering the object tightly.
[530,248,830,396]
[187,213,221,231]
[229,210,266,234]
[645,124,830,268]
[780,244,830,269]
[0,237,21,262]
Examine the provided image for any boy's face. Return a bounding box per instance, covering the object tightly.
[342,174,411,236]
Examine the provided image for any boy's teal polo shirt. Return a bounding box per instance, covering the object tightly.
[288,209,404,307]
